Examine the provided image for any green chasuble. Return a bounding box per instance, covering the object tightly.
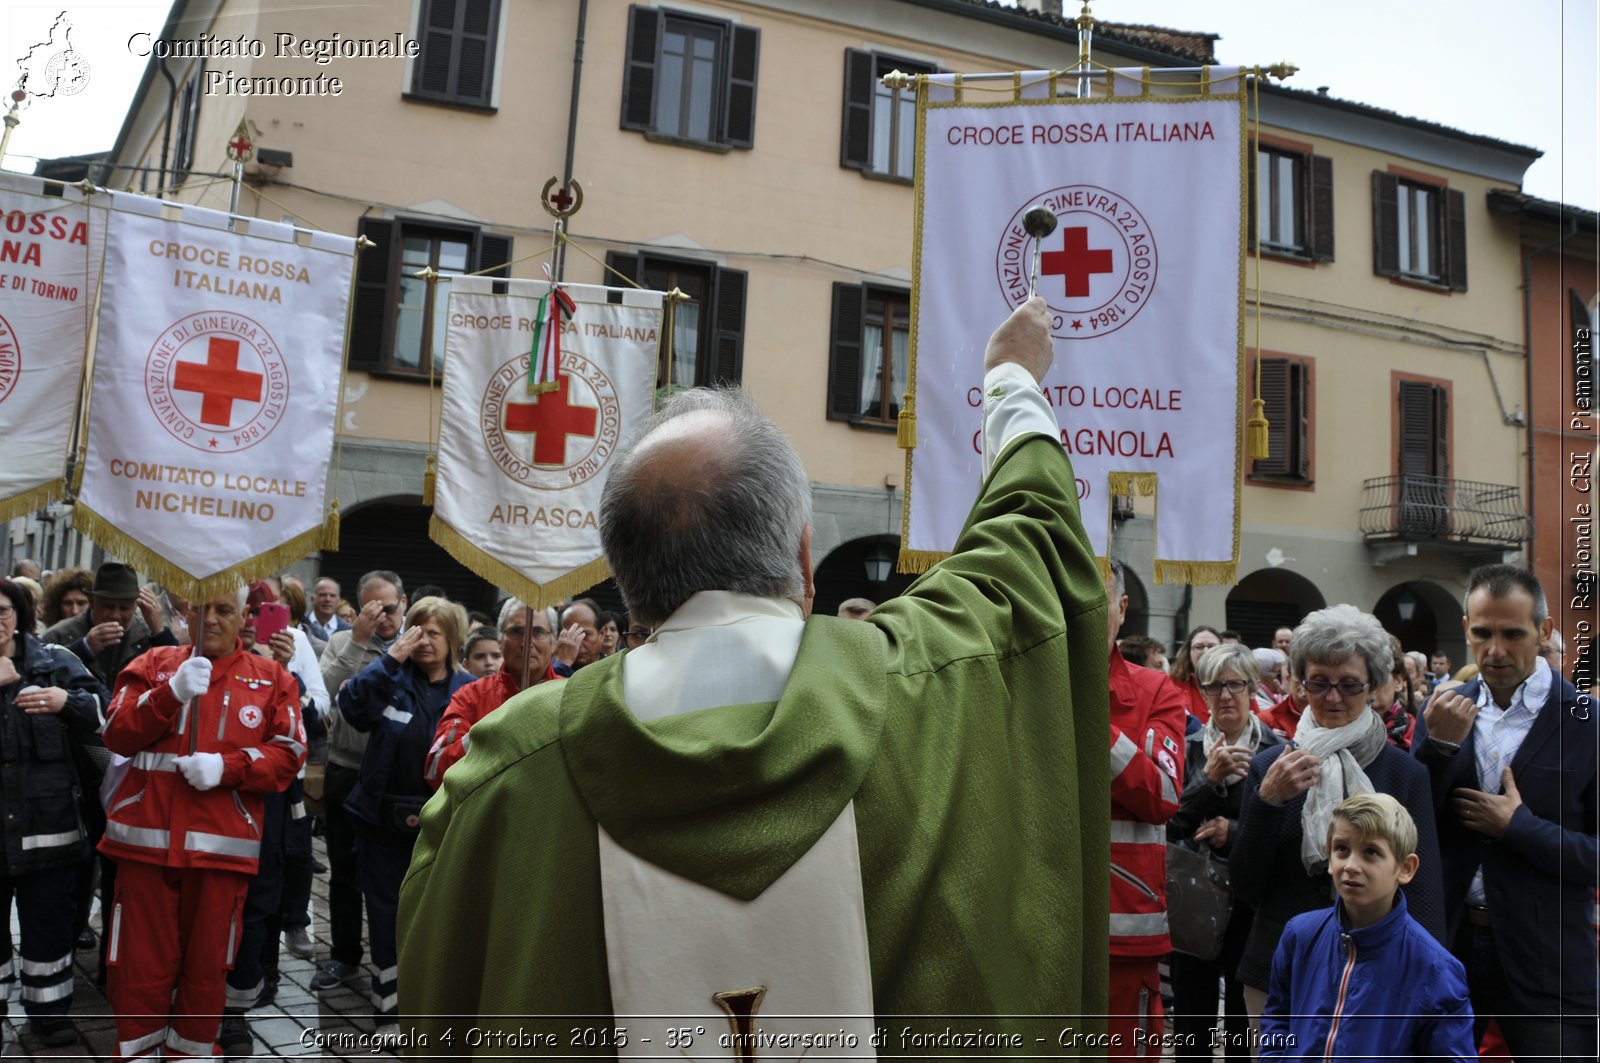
[398,434,1110,1055]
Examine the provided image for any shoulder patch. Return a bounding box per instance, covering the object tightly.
[1156,749,1178,778]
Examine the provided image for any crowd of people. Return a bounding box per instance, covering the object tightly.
[0,298,1593,1060]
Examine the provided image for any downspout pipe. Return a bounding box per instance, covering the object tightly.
[1520,213,1578,570]
[155,55,177,198]
[554,0,588,281]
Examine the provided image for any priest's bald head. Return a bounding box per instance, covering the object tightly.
[600,388,815,627]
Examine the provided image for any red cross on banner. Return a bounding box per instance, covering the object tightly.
[173,338,264,427]
[1041,226,1115,298]
[503,373,597,465]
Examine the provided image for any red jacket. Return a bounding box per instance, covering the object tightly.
[1108,651,1188,956]
[100,644,305,874]
[1258,691,1306,740]
[425,664,559,787]
[1179,675,1210,724]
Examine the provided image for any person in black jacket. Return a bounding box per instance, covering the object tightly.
[0,578,110,1047]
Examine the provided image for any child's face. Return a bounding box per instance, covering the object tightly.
[1328,820,1419,929]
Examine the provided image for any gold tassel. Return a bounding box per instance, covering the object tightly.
[896,548,945,575]
[323,501,341,551]
[896,408,917,450]
[1246,397,1270,459]
[421,455,436,507]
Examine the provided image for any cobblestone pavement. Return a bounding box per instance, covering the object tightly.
[2,833,393,1060]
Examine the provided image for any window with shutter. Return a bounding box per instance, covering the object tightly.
[1251,145,1331,260]
[619,5,760,150]
[840,50,936,180]
[609,251,745,391]
[172,64,205,179]
[828,284,910,427]
[1373,169,1462,289]
[345,217,512,377]
[1249,354,1314,485]
[1396,378,1450,538]
[410,0,501,109]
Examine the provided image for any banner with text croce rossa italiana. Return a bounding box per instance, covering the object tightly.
[0,173,102,522]
[906,67,1246,583]
[77,192,354,599]
[431,275,660,609]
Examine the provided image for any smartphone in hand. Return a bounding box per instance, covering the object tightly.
[254,602,291,643]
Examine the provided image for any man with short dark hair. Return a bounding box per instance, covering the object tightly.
[1272,626,1294,656]
[1118,635,1167,672]
[311,569,406,995]
[551,598,601,675]
[43,562,177,689]
[400,298,1111,1048]
[1419,564,1597,1059]
[301,576,349,656]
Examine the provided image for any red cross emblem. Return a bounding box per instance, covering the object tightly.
[173,337,264,428]
[1041,227,1115,298]
[503,373,597,465]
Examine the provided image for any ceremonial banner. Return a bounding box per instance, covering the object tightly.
[907,67,1246,582]
[431,275,660,608]
[77,192,355,598]
[0,174,99,521]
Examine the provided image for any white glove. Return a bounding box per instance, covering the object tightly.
[174,752,225,791]
[169,656,213,702]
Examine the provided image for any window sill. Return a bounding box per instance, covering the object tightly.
[1248,474,1315,492]
[642,131,733,154]
[1254,245,1318,268]
[401,91,498,116]
[1386,273,1454,295]
[847,417,899,433]
[859,168,913,186]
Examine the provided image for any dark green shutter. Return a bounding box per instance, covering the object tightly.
[710,267,747,384]
[724,26,760,148]
[1372,171,1399,278]
[827,284,865,421]
[1309,155,1334,261]
[350,217,397,368]
[842,50,875,170]
[621,6,661,132]
[1444,188,1467,291]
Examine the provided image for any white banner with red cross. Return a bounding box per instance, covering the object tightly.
[76,192,355,598]
[0,173,100,521]
[431,275,661,608]
[904,67,1246,584]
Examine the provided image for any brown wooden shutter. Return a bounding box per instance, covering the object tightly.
[827,284,865,421]
[1444,188,1468,291]
[1309,154,1334,261]
[1398,380,1447,537]
[621,6,661,132]
[416,0,454,95]
[723,25,759,148]
[1372,171,1399,277]
[1291,361,1312,479]
[1398,380,1439,477]
[1252,357,1290,476]
[1432,385,1449,478]
[454,0,498,105]
[350,217,397,368]
[709,267,747,384]
[842,50,875,170]
[477,232,512,294]
[604,251,640,304]
[1245,149,1257,249]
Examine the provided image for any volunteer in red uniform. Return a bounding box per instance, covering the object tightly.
[424,598,560,787]
[1105,560,1188,1053]
[100,589,305,1060]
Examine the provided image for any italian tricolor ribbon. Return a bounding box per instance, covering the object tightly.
[528,264,578,394]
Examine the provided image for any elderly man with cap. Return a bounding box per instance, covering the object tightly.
[42,562,177,690]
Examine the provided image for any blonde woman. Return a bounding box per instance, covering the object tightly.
[336,596,471,1042]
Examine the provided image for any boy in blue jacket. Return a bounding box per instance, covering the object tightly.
[1262,792,1474,1061]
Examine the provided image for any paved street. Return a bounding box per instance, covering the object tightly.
[2,833,392,1060]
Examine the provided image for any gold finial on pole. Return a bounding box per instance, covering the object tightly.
[880,69,913,91]
[0,88,28,170]
[1266,63,1299,81]
[1076,2,1095,99]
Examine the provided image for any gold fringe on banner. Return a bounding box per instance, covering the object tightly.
[896,547,946,576]
[322,500,341,551]
[429,515,613,612]
[1107,471,1158,497]
[1154,559,1238,586]
[71,501,327,602]
[1097,556,1113,583]
[0,482,65,526]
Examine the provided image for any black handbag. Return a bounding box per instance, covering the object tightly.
[1165,840,1232,960]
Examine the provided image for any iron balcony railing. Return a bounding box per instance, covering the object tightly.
[1359,475,1531,545]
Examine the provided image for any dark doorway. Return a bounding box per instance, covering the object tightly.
[814,535,916,617]
[1226,567,1326,649]
[320,498,497,613]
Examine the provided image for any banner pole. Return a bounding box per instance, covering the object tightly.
[1075,2,1095,98]
[0,89,25,169]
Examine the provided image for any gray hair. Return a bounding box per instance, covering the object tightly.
[498,597,528,630]
[600,387,812,626]
[1251,647,1285,674]
[1465,564,1548,625]
[1290,604,1394,689]
[1199,642,1261,685]
[357,569,404,598]
[1107,556,1127,599]
[1406,651,1428,674]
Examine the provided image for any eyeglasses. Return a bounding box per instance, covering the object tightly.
[626,628,652,641]
[501,625,551,639]
[377,601,402,616]
[1200,679,1250,696]
[1303,677,1370,698]
[0,604,14,619]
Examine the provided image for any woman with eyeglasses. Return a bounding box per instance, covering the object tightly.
[1169,625,1222,730]
[0,578,110,1045]
[1228,604,1445,1031]
[1166,643,1283,1061]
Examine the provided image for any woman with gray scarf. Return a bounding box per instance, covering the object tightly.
[1228,604,1445,1026]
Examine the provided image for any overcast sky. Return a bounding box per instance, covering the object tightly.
[1,1,1595,210]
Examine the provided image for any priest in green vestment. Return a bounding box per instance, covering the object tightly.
[398,297,1110,1057]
